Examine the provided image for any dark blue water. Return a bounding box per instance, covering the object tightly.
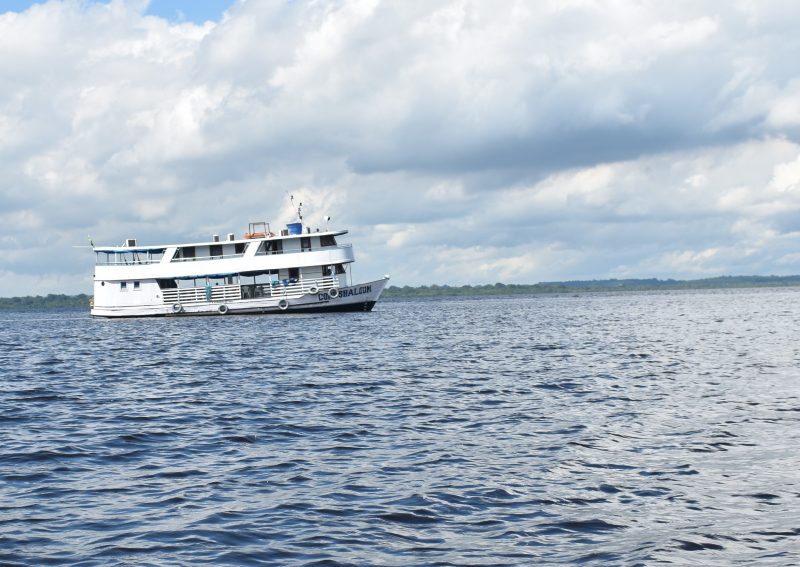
[1,288,799,565]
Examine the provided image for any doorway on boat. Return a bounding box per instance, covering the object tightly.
[240,270,279,299]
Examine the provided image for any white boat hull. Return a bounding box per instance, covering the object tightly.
[91,277,389,318]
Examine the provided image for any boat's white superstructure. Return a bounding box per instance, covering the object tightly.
[90,219,388,318]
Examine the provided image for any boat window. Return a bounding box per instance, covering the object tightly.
[133,281,140,290]
[335,263,346,275]
[256,240,282,255]
[95,249,165,265]
[120,282,127,291]
[210,244,223,258]
[235,243,246,255]
[178,246,195,259]
[288,267,300,280]
[301,237,311,252]
[157,279,177,289]
[320,235,337,247]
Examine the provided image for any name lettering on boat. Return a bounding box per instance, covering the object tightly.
[319,285,371,301]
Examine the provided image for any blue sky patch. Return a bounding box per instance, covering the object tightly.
[2,0,235,24]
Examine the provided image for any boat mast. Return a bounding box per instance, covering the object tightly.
[290,195,303,223]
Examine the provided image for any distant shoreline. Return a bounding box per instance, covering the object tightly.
[0,294,91,310]
[3,276,800,309]
[382,275,800,298]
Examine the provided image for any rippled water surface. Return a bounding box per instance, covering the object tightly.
[1,288,799,565]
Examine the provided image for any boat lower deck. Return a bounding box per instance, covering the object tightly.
[90,278,388,318]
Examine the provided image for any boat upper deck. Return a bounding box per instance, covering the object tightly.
[92,221,355,280]
[93,227,348,253]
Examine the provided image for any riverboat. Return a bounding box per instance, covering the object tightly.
[90,217,389,318]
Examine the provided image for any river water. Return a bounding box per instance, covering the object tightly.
[1,288,799,565]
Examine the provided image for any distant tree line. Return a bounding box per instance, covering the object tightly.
[382,275,800,298]
[0,294,91,310]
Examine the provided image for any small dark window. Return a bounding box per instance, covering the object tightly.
[288,268,300,280]
[320,235,337,247]
[120,281,127,291]
[301,237,311,251]
[133,281,140,290]
[235,243,246,254]
[157,279,177,289]
[210,244,223,258]
[335,264,346,275]
[258,240,283,254]
[180,246,195,259]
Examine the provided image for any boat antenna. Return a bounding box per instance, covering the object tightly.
[290,194,303,222]
[71,234,94,249]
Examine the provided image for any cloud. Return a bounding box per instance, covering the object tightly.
[1,0,800,294]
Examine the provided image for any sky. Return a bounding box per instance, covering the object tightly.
[4,0,232,23]
[2,0,800,296]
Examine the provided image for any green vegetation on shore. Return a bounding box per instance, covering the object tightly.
[2,275,800,309]
[0,294,91,310]
[383,275,800,298]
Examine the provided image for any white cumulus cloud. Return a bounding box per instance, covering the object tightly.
[1,0,800,295]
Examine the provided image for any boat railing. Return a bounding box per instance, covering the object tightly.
[161,277,340,305]
[254,243,353,256]
[162,284,242,305]
[171,252,247,263]
[96,258,163,266]
[314,243,352,250]
[241,276,340,300]
[95,253,164,266]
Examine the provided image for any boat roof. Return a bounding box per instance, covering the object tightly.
[94,229,348,252]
